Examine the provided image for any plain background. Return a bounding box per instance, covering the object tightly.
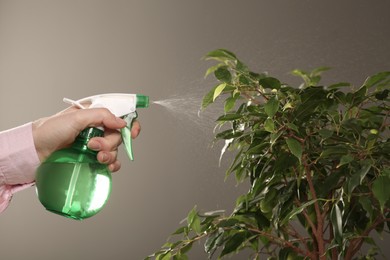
[1,1,389,259]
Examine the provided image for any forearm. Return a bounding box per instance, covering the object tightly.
[0,123,40,212]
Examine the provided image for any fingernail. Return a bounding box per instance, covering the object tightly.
[88,141,101,151]
[100,152,109,163]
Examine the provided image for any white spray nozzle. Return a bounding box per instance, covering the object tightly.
[63,93,149,161]
[64,93,139,116]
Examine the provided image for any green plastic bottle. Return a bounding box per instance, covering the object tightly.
[35,128,110,220]
[35,93,149,220]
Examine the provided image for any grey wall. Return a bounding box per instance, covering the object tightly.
[0,1,389,259]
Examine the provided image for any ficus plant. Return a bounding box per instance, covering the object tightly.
[147,49,390,260]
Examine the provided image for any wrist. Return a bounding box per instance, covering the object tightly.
[32,119,51,162]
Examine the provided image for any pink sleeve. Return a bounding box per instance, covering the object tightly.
[0,123,40,212]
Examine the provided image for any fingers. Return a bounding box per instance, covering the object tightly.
[87,128,122,172]
[69,108,127,132]
[108,160,121,172]
[96,148,118,165]
[88,129,122,152]
[97,151,121,171]
[88,120,141,154]
[131,120,141,138]
[68,107,142,173]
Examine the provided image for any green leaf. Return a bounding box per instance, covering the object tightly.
[204,49,237,62]
[274,152,298,174]
[238,74,251,85]
[375,89,389,100]
[291,69,310,87]
[236,60,249,73]
[359,196,373,221]
[282,102,293,111]
[162,241,181,250]
[171,226,187,236]
[215,67,232,83]
[291,69,307,77]
[311,66,331,76]
[187,206,201,234]
[264,97,280,117]
[363,71,390,88]
[173,253,188,260]
[156,251,172,260]
[224,95,238,113]
[259,77,281,89]
[180,241,193,255]
[309,67,331,85]
[217,113,242,121]
[327,82,351,90]
[336,154,354,168]
[264,118,275,133]
[347,163,371,195]
[260,188,278,214]
[247,142,268,155]
[216,129,242,139]
[331,203,343,243]
[279,248,294,260]
[205,229,224,254]
[318,171,344,198]
[351,85,368,107]
[205,63,224,78]
[202,85,218,110]
[291,67,330,87]
[286,123,299,133]
[372,176,390,212]
[320,145,349,159]
[213,83,227,101]
[281,200,318,225]
[319,129,334,139]
[220,231,247,257]
[217,218,240,228]
[286,138,303,162]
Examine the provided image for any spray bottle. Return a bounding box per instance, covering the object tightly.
[35,93,149,220]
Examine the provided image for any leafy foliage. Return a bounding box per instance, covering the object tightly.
[148,49,390,260]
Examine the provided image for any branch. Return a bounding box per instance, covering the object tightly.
[304,155,326,259]
[288,132,306,144]
[294,198,317,236]
[286,224,313,256]
[241,92,263,105]
[345,216,390,259]
[328,223,339,260]
[255,88,270,101]
[247,227,315,259]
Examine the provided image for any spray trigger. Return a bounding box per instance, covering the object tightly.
[63,93,149,162]
[121,111,138,161]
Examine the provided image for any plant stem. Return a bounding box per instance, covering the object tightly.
[241,92,262,105]
[286,224,312,256]
[247,227,314,259]
[345,216,390,259]
[304,155,326,259]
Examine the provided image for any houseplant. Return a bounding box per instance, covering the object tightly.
[148,49,390,259]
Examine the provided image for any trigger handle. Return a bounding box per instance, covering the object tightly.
[121,112,138,161]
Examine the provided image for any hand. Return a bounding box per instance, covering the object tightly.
[32,106,141,172]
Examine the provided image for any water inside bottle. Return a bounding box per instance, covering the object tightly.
[35,162,112,220]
